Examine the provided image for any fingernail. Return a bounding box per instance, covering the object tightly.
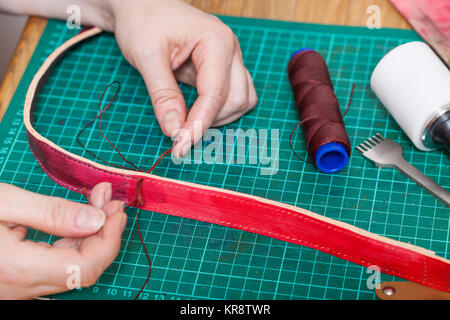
[76,208,105,231]
[104,200,124,216]
[172,132,192,158]
[173,140,192,158]
[179,141,192,157]
[104,183,112,203]
[120,214,128,229]
[163,110,181,137]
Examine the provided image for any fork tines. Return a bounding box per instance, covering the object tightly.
[356,133,384,153]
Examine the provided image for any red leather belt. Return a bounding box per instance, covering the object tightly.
[24,27,450,294]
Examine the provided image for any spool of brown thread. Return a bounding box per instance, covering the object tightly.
[287,49,351,173]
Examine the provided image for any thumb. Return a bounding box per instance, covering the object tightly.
[0,183,106,237]
[136,46,187,137]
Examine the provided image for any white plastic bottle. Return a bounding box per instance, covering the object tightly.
[370,41,450,151]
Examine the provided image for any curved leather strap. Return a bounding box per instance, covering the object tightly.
[23,27,450,293]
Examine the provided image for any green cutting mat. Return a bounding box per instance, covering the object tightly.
[0,16,449,300]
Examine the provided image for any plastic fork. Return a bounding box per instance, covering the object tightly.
[356,134,450,207]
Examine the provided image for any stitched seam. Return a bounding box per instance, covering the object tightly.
[31,137,450,291]
[149,203,450,292]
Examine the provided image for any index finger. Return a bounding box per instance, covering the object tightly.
[173,37,234,157]
[12,209,127,291]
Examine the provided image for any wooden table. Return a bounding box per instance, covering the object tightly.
[0,0,410,121]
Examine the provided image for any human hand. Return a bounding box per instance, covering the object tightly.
[1,0,257,157]
[0,182,127,299]
[109,0,258,157]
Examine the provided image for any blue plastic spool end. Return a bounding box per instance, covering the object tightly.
[314,142,349,174]
[290,48,314,59]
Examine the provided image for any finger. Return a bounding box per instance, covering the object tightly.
[102,200,124,217]
[78,210,127,279]
[137,45,187,137]
[174,60,197,87]
[89,182,112,208]
[226,37,257,112]
[2,221,19,228]
[35,242,52,248]
[19,284,66,300]
[0,222,28,241]
[10,225,27,240]
[213,68,258,127]
[53,237,82,249]
[246,69,258,110]
[95,200,124,238]
[174,57,255,128]
[0,183,107,237]
[53,200,123,249]
[14,210,127,288]
[212,54,249,125]
[172,36,234,157]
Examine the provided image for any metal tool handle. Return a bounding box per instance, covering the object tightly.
[395,159,450,207]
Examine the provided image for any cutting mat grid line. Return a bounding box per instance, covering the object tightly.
[0,17,448,300]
